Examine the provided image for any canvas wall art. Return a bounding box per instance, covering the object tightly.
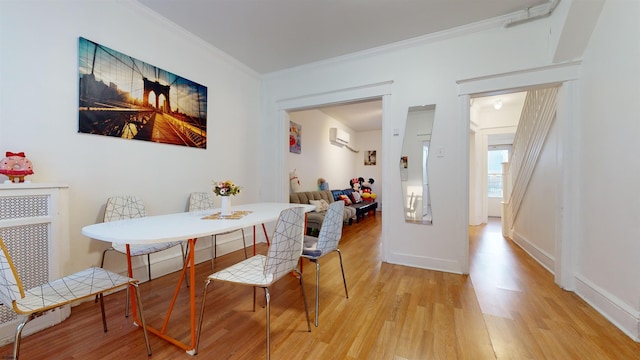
[78,37,208,148]
[289,121,301,154]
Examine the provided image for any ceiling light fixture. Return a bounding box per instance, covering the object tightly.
[494,99,503,110]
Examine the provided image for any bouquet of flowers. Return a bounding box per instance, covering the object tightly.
[213,180,241,196]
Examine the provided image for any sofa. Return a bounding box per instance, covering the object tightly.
[290,190,354,233]
[289,189,378,233]
[330,188,378,223]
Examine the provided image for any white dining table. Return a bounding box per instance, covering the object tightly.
[82,202,315,354]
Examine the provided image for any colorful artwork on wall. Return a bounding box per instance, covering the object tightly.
[290,121,301,154]
[78,37,208,148]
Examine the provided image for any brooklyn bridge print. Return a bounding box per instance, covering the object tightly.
[78,37,208,148]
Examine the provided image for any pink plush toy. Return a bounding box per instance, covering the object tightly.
[0,151,34,183]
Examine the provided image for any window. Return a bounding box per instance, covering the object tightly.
[488,147,509,198]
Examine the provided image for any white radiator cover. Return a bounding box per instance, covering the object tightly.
[0,183,69,346]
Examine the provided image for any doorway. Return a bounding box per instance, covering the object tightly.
[463,76,573,287]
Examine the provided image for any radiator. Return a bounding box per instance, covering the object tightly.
[0,184,69,345]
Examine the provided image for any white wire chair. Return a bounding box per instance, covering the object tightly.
[99,195,187,315]
[0,237,151,359]
[193,206,311,359]
[188,192,247,271]
[301,200,348,326]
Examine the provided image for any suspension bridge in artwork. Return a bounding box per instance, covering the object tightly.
[78,37,207,148]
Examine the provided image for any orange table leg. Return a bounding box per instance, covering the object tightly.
[129,239,199,353]
[253,223,271,256]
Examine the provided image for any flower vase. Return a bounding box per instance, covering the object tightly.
[220,196,232,216]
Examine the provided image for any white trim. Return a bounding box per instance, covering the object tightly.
[555,80,580,290]
[457,61,581,95]
[274,81,393,261]
[276,80,393,110]
[458,63,577,290]
[575,274,640,342]
[511,230,555,273]
[459,94,472,273]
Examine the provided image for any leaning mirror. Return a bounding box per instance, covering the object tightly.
[401,104,435,224]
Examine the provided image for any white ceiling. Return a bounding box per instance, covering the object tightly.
[138,0,550,74]
[137,0,548,131]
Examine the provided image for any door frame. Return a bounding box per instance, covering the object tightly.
[457,61,581,288]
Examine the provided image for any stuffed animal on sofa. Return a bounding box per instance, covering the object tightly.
[290,169,301,193]
[358,177,377,200]
[317,177,329,190]
[349,178,362,193]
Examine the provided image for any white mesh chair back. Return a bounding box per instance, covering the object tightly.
[193,206,310,358]
[188,192,215,211]
[301,201,348,327]
[100,195,185,287]
[315,201,345,254]
[104,195,146,222]
[264,207,305,282]
[0,240,24,310]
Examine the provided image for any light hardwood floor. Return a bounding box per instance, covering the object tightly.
[1,214,639,359]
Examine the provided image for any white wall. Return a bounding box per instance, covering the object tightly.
[575,0,640,340]
[0,1,263,278]
[512,118,559,272]
[262,0,640,340]
[287,110,358,192]
[262,17,555,274]
[287,110,384,208]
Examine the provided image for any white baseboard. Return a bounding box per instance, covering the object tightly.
[574,274,640,341]
[510,231,640,342]
[510,230,555,273]
[386,251,463,274]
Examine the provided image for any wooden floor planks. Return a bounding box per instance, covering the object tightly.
[1,214,639,359]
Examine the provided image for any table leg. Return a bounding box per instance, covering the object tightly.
[129,239,198,353]
[126,244,137,319]
[253,224,270,256]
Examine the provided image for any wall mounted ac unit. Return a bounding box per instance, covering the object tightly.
[329,128,350,145]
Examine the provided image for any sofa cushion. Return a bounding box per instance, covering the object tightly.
[290,190,354,228]
[309,199,329,212]
[338,194,352,205]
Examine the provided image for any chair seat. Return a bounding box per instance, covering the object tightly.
[302,248,323,257]
[209,255,274,286]
[14,267,133,315]
[302,235,323,257]
[112,241,182,256]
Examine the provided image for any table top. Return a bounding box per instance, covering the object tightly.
[82,202,315,245]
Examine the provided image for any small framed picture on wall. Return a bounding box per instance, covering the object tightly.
[364,150,376,165]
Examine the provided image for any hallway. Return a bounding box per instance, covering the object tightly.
[470,218,639,359]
